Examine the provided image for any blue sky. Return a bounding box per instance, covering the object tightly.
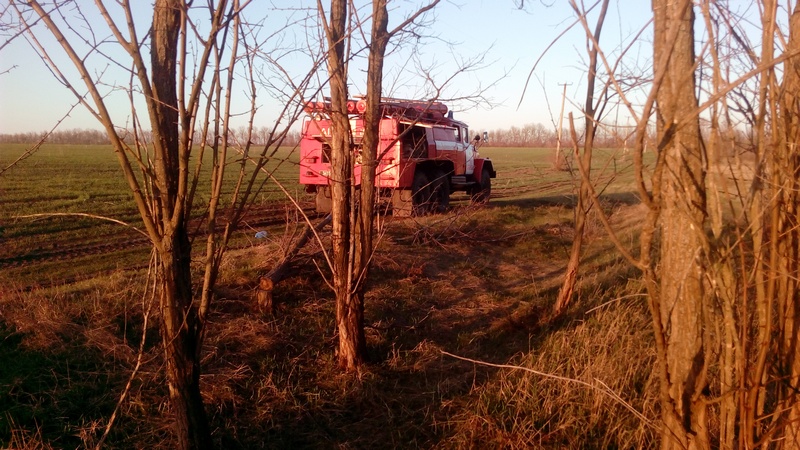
[0,1,655,135]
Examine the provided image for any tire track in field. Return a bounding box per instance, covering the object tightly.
[490,179,575,199]
[0,234,150,268]
[3,204,318,290]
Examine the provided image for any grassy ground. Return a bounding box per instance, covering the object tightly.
[1,144,657,448]
[0,144,304,288]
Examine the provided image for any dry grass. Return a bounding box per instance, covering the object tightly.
[0,275,171,448]
[1,197,655,448]
[440,295,658,449]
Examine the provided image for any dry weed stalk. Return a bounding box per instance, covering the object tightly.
[396,204,494,246]
[95,251,158,449]
[5,416,51,450]
[256,215,332,315]
[441,351,654,430]
[14,213,149,238]
[442,297,657,448]
[0,102,82,177]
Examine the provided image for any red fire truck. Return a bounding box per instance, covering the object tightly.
[299,98,495,216]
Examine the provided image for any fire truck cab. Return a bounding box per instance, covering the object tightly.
[299,98,496,216]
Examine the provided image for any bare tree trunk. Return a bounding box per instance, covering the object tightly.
[355,0,389,313]
[651,1,709,448]
[329,0,393,368]
[553,0,609,317]
[15,0,305,446]
[778,3,800,444]
[151,1,210,447]
[744,2,778,440]
[159,234,209,450]
[322,0,366,370]
[320,0,438,370]
[340,0,391,364]
[697,4,739,446]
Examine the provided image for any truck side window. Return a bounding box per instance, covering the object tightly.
[433,127,457,142]
[401,124,429,158]
[322,143,331,163]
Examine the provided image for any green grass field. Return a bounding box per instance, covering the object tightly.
[0,143,657,448]
[0,143,648,288]
[0,144,309,288]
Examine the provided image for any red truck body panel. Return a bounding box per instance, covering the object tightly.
[298,99,495,205]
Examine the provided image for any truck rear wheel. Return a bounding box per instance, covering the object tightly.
[412,170,432,216]
[471,168,491,204]
[315,186,332,213]
[392,189,413,217]
[430,170,450,213]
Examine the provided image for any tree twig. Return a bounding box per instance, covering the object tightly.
[14,213,149,238]
[440,350,656,430]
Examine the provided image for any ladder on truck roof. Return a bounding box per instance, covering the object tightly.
[304,97,451,121]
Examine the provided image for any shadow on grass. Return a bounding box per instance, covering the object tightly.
[491,190,643,209]
[0,323,122,448]
[206,201,644,449]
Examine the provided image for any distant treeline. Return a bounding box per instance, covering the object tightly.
[0,128,303,147]
[0,123,749,151]
[0,129,113,145]
[483,122,632,148]
[2,124,616,148]
[483,122,753,152]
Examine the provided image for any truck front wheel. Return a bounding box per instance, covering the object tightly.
[471,168,491,204]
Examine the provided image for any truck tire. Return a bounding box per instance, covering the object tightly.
[430,170,450,213]
[412,170,432,216]
[392,189,413,217]
[315,186,332,213]
[471,168,491,204]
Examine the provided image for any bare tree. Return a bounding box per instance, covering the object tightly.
[8,1,312,447]
[319,0,363,368]
[633,1,800,446]
[737,0,800,445]
[778,5,800,442]
[648,1,708,447]
[504,0,800,446]
[553,0,609,316]
[317,0,438,370]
